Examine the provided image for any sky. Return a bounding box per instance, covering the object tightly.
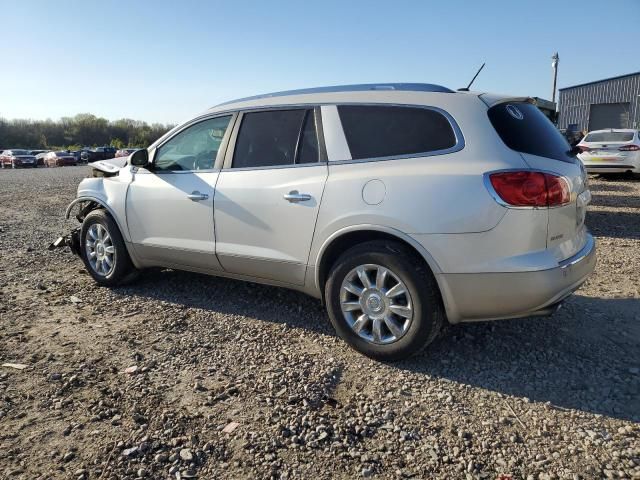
[2,0,639,125]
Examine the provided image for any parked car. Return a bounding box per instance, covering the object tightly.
[81,146,117,163]
[69,148,91,164]
[53,83,596,360]
[35,151,51,166]
[44,151,77,167]
[0,149,37,168]
[28,150,48,166]
[115,148,139,158]
[577,129,640,174]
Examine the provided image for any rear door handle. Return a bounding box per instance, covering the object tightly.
[283,190,312,203]
[187,191,209,201]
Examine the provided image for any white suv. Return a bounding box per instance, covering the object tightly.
[55,83,596,360]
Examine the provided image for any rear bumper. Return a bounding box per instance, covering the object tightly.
[584,164,638,173]
[439,233,596,323]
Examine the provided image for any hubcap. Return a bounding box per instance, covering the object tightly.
[85,223,115,276]
[340,264,414,345]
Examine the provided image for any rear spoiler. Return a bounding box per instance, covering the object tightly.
[478,94,534,109]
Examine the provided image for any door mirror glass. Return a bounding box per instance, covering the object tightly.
[130,149,149,167]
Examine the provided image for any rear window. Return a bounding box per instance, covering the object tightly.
[488,102,573,162]
[337,105,457,160]
[584,131,634,142]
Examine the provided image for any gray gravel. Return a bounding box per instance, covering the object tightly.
[0,166,638,479]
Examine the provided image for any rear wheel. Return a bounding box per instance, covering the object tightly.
[325,241,444,361]
[80,209,137,286]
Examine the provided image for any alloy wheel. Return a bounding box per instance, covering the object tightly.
[85,223,116,276]
[339,263,414,345]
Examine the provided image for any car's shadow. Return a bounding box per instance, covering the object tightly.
[403,295,640,423]
[112,270,639,423]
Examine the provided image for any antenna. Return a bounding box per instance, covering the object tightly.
[458,63,485,91]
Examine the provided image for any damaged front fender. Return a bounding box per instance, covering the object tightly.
[49,198,107,255]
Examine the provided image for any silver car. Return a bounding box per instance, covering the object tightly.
[55,84,596,360]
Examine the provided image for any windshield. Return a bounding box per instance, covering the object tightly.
[55,151,70,156]
[12,149,30,155]
[584,131,634,143]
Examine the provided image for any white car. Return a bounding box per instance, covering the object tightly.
[52,83,596,360]
[577,129,640,174]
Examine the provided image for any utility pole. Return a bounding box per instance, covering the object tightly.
[551,52,559,107]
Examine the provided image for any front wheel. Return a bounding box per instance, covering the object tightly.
[80,209,137,286]
[325,241,444,361]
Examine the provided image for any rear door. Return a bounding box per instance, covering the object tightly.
[486,100,589,262]
[214,107,328,285]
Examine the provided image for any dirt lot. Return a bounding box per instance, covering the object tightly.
[0,166,638,480]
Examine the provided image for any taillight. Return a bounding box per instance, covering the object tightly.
[619,144,640,151]
[488,171,570,207]
[577,145,591,153]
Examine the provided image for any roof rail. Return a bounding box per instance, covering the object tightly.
[213,83,453,108]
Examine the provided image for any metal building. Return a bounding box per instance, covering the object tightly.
[557,71,640,131]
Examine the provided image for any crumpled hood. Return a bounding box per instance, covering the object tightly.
[89,156,128,174]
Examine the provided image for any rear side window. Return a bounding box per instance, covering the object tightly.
[488,102,573,162]
[338,105,457,160]
[584,131,634,142]
[232,109,318,168]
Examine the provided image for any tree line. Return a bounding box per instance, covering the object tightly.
[0,113,175,150]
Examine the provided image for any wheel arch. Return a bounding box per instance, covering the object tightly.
[314,225,449,315]
[66,196,129,242]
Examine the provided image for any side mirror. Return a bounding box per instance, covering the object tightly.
[130,149,149,167]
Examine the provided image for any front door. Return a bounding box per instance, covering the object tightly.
[126,114,234,271]
[214,108,328,285]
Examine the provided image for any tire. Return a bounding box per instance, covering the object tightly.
[80,209,136,286]
[325,240,444,361]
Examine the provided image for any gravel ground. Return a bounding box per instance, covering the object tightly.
[0,166,638,480]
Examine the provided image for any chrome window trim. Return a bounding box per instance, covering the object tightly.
[482,168,575,210]
[149,102,464,171]
[220,162,327,173]
[219,102,465,167]
[134,167,222,175]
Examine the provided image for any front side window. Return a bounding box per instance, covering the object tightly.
[155,115,232,171]
[338,105,457,160]
[232,109,318,168]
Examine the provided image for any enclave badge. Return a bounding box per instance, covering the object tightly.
[506,104,524,120]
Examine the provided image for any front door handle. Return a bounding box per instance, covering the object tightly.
[187,191,209,201]
[283,190,312,203]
